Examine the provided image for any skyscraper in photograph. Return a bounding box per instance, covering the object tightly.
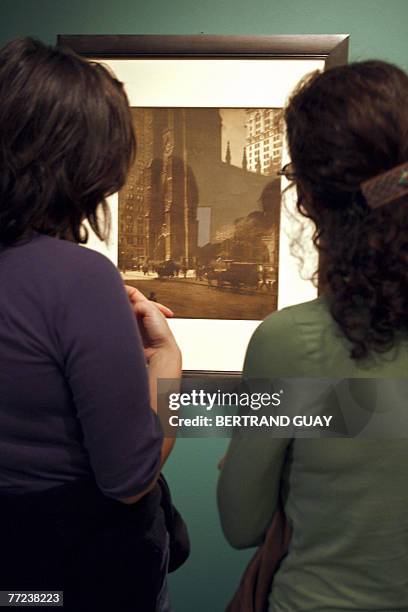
[245,109,284,175]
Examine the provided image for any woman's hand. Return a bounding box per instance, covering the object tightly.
[125,286,182,418]
[125,285,180,361]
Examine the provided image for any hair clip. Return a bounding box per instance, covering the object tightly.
[361,162,408,209]
[399,169,408,186]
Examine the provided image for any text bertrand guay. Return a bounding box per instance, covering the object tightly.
[168,415,334,428]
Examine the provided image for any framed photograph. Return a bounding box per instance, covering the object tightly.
[58,34,349,374]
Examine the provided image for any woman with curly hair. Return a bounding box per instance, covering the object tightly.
[218,60,408,611]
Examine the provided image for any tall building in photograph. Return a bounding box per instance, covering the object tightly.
[245,109,284,175]
[118,108,200,271]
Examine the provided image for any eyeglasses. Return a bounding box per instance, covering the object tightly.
[277,162,297,182]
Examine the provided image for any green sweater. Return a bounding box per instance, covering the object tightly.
[218,298,408,611]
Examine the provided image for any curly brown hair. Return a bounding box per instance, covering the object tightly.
[284,60,408,360]
[0,37,135,246]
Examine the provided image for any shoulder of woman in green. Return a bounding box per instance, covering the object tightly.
[243,299,323,379]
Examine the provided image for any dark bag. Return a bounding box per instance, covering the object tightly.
[157,474,191,572]
[226,505,291,612]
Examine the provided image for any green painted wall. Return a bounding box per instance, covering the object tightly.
[1,0,408,68]
[1,2,407,610]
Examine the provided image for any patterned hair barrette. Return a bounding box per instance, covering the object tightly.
[360,161,408,209]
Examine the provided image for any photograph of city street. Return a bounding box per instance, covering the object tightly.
[118,107,284,319]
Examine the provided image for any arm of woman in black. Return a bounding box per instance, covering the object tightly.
[56,247,181,504]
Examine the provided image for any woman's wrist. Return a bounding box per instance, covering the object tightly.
[148,344,181,413]
[149,341,182,370]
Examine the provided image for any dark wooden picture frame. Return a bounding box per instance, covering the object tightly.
[58,34,349,377]
[58,34,348,65]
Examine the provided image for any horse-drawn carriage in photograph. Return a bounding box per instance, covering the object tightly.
[206,261,274,292]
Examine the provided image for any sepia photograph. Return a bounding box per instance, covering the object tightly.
[119,107,284,320]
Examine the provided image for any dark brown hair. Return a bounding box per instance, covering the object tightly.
[0,37,135,245]
[285,60,408,360]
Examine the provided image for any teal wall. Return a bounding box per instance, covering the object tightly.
[1,2,407,610]
[1,0,408,68]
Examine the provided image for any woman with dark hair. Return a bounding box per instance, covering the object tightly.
[0,37,182,611]
[218,61,408,611]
